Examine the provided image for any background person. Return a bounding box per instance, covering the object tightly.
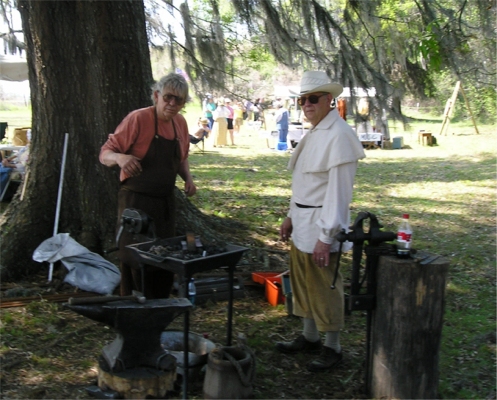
[0,154,13,195]
[253,99,261,122]
[276,71,365,372]
[99,73,197,299]
[225,98,235,145]
[244,99,253,121]
[233,101,245,136]
[0,130,31,196]
[275,101,289,143]
[204,94,217,129]
[190,117,211,146]
[212,99,229,147]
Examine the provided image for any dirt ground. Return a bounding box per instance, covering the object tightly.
[1,251,374,400]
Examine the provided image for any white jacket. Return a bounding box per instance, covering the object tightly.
[287,108,365,253]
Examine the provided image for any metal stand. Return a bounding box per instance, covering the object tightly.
[132,263,238,399]
[112,209,247,399]
[128,238,247,399]
[333,211,396,392]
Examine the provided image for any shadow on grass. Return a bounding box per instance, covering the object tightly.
[406,116,444,124]
[188,150,495,270]
[191,151,496,185]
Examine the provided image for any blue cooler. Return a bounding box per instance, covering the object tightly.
[392,136,404,149]
[276,141,288,151]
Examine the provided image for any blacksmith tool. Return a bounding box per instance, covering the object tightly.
[68,290,146,305]
[420,255,441,265]
[64,298,191,372]
[186,231,197,252]
[333,211,396,301]
[104,208,156,255]
[333,211,396,394]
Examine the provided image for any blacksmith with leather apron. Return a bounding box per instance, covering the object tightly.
[99,73,197,299]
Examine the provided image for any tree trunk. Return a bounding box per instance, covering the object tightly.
[0,1,154,280]
[369,253,449,399]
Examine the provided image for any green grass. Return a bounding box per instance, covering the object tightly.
[184,117,496,399]
[1,104,495,399]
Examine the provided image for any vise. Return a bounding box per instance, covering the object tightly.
[333,211,396,312]
[333,211,396,393]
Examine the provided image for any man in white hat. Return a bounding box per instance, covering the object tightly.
[276,71,365,372]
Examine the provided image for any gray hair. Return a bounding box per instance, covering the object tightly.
[151,73,189,104]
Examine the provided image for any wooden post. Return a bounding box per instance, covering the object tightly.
[459,84,480,135]
[439,81,460,136]
[368,253,449,399]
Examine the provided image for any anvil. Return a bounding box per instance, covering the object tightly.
[65,298,191,372]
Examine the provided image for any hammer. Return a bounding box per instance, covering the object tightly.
[68,290,146,305]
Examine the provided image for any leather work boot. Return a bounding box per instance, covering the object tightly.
[306,346,343,372]
[275,335,322,354]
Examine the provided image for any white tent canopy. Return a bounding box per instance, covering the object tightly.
[0,54,29,81]
[274,85,377,99]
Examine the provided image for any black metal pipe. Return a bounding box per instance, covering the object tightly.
[183,277,190,400]
[227,267,234,346]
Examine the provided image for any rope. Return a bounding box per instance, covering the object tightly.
[211,345,256,387]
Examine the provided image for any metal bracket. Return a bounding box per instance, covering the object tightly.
[420,255,441,265]
[347,294,376,311]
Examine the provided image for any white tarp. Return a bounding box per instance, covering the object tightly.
[33,233,121,294]
[0,54,29,81]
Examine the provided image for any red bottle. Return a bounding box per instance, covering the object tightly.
[396,214,413,258]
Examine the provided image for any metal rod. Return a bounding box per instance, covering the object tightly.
[182,275,190,400]
[364,253,374,392]
[48,132,69,282]
[227,267,234,346]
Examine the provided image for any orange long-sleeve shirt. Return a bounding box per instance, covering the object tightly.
[99,106,190,181]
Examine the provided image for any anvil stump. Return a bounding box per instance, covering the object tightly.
[66,298,191,398]
[369,253,449,399]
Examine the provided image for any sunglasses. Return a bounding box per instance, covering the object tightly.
[161,92,185,105]
[298,93,327,105]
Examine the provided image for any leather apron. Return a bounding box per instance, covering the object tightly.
[117,109,181,298]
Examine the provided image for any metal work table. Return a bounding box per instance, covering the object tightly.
[127,237,247,398]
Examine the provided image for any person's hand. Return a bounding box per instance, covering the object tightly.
[184,181,197,197]
[2,159,15,168]
[117,154,142,177]
[313,240,331,268]
[280,217,292,242]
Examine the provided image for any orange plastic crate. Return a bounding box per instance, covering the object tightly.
[265,277,285,306]
[251,272,279,285]
[251,272,285,306]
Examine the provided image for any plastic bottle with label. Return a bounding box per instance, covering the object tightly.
[396,213,413,259]
[188,278,196,306]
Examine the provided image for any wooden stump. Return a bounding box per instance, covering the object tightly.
[98,367,176,399]
[369,253,449,399]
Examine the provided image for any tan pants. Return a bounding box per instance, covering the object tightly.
[290,244,344,331]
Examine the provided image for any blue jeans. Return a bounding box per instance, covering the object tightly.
[0,166,13,194]
[278,127,288,143]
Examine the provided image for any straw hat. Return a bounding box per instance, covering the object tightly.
[299,71,343,98]
[200,117,209,124]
